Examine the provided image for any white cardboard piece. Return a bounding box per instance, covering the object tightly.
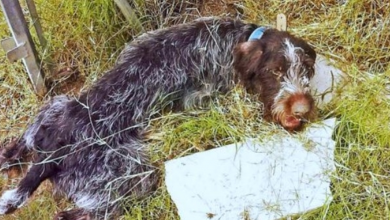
[165,118,336,220]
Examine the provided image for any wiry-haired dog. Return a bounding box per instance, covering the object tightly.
[0,17,317,219]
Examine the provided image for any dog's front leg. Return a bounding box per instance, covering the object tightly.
[0,157,56,214]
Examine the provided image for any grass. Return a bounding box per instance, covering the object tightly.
[1,0,390,219]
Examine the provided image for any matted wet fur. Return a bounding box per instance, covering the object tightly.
[0,17,316,219]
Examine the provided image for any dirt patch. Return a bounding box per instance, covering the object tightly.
[201,0,243,17]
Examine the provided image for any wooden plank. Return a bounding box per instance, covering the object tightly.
[276,13,287,31]
[0,0,47,96]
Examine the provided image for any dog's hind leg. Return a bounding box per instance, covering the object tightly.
[0,155,57,214]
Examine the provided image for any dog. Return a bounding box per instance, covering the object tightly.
[0,17,317,219]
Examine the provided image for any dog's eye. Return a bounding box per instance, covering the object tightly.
[306,67,315,78]
[272,70,283,80]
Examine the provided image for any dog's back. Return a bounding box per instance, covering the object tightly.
[0,17,317,219]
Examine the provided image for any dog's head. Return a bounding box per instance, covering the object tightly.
[234,28,317,131]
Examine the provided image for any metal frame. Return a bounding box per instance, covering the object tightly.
[1,0,46,96]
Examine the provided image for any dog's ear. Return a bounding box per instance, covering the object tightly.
[233,41,263,80]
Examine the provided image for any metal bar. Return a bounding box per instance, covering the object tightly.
[25,0,47,48]
[1,37,16,51]
[0,0,46,96]
[114,0,144,33]
[6,43,28,62]
[25,0,55,76]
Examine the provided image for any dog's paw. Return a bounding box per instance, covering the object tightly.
[0,138,26,173]
[0,189,26,215]
[0,202,17,215]
[0,138,18,166]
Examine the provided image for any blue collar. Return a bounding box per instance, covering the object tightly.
[248,27,267,41]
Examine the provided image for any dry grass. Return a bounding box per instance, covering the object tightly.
[1,0,390,219]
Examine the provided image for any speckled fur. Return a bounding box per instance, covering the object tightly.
[0,17,316,219]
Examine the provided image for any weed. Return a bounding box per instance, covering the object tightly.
[1,0,390,219]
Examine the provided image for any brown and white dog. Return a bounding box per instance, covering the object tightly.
[0,17,317,219]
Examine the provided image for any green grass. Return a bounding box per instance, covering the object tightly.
[147,88,275,161]
[1,0,390,219]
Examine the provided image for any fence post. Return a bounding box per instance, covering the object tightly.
[0,0,47,96]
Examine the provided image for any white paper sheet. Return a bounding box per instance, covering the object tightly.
[165,118,336,220]
[311,55,345,108]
